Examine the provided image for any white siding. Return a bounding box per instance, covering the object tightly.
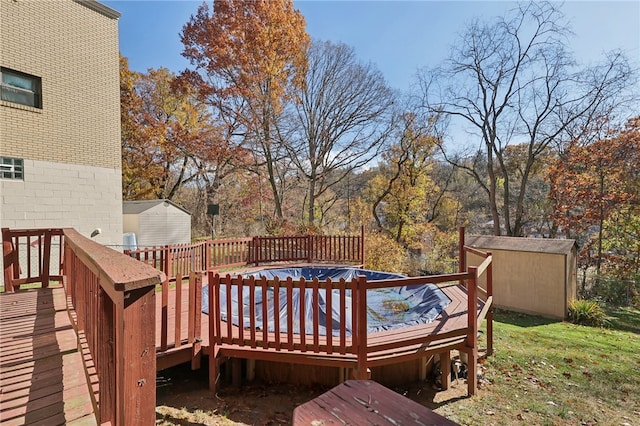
[135,203,190,248]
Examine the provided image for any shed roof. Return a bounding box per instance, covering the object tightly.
[466,235,576,255]
[123,200,191,216]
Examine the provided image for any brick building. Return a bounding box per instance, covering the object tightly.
[0,0,123,246]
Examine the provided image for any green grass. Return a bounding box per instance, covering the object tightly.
[436,308,640,425]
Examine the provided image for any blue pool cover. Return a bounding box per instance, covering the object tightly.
[202,266,451,336]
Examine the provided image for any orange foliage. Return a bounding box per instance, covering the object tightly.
[181,0,310,118]
[547,116,640,239]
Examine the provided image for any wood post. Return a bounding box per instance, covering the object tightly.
[360,225,365,266]
[458,226,466,286]
[2,228,15,292]
[487,252,494,356]
[120,286,156,425]
[208,271,219,391]
[466,266,478,396]
[190,272,203,370]
[440,351,451,390]
[42,229,51,288]
[354,275,369,380]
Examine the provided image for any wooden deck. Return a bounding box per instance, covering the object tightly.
[0,286,97,425]
[0,278,488,424]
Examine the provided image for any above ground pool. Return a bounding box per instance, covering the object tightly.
[203,266,451,336]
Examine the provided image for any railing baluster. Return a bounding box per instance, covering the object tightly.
[273,277,281,350]
[339,278,346,354]
[325,278,332,354]
[261,276,268,349]
[175,273,183,349]
[286,277,294,350]
[299,278,306,350]
[237,275,244,344]
[249,276,256,348]
[312,278,319,352]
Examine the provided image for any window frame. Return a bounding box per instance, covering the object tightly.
[0,157,25,180]
[0,67,42,109]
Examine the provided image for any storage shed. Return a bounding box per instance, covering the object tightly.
[465,235,577,319]
[123,200,191,248]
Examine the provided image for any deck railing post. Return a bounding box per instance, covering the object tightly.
[466,266,478,396]
[120,285,156,425]
[2,227,15,292]
[190,271,203,370]
[42,229,52,288]
[254,236,260,266]
[487,252,494,356]
[458,226,466,287]
[354,275,369,380]
[205,241,211,271]
[360,225,365,266]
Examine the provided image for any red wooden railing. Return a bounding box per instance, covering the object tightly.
[2,227,64,291]
[207,258,492,394]
[156,271,203,370]
[206,233,493,395]
[208,237,252,269]
[208,274,362,356]
[125,227,365,283]
[2,227,162,425]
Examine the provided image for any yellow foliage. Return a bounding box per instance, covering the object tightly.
[364,231,408,274]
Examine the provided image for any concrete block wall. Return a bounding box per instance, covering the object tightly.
[1,159,123,246]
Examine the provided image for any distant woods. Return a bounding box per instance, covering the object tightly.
[120,0,638,281]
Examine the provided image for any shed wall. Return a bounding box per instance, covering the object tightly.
[122,214,139,235]
[136,204,191,247]
[467,249,568,319]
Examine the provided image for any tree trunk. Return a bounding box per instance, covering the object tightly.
[487,146,501,236]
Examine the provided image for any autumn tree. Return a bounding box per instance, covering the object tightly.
[548,117,640,278]
[120,61,226,202]
[284,40,395,227]
[120,55,153,199]
[420,1,634,236]
[181,0,310,224]
[366,113,448,247]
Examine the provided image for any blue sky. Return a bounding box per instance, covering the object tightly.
[103,0,640,94]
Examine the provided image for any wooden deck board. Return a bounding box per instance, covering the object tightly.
[293,380,459,425]
[0,287,97,425]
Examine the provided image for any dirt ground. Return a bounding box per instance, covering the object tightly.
[155,363,470,425]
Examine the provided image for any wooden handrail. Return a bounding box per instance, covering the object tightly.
[63,228,162,425]
[464,245,491,258]
[2,227,162,424]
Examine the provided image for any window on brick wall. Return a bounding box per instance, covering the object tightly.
[0,157,24,180]
[1,67,42,109]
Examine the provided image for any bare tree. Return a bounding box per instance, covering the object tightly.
[283,40,395,227]
[420,1,634,236]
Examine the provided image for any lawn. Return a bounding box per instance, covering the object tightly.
[434,307,640,425]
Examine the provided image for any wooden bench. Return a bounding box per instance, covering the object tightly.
[292,380,459,425]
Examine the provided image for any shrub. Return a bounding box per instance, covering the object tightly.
[568,299,610,327]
